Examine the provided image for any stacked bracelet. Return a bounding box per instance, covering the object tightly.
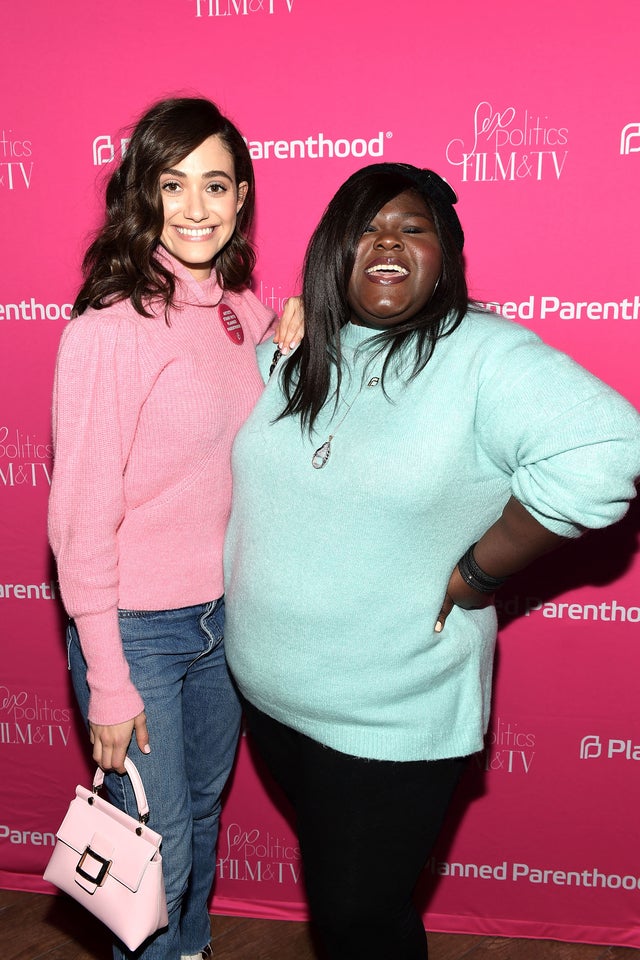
[457,543,508,594]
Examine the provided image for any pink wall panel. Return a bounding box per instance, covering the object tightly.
[1,0,639,947]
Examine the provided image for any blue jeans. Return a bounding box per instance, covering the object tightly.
[68,599,242,960]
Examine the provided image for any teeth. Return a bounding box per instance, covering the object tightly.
[365,264,408,275]
[176,227,214,237]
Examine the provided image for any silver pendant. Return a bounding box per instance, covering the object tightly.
[311,440,331,469]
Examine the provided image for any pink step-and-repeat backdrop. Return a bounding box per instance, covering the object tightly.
[2,0,640,949]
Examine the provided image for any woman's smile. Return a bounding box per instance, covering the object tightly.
[173,225,217,240]
[364,257,410,282]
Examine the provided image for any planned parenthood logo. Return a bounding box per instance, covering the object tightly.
[620,123,640,155]
[92,135,130,166]
[92,129,386,166]
[580,735,640,760]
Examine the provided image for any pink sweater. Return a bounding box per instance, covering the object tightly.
[48,251,275,725]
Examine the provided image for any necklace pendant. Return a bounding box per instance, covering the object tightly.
[311,439,331,469]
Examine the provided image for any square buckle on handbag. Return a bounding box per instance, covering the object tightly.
[76,846,112,887]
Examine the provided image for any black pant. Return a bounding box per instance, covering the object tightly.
[243,700,466,960]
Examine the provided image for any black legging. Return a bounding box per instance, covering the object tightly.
[242,700,466,960]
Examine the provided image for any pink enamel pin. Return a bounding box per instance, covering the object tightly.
[218,304,244,344]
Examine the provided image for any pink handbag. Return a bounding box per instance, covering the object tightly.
[44,757,168,950]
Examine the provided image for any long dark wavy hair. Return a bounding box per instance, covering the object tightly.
[279,163,469,432]
[73,97,256,319]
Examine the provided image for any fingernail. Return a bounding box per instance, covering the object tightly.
[434,621,443,633]
[289,340,298,350]
[143,744,151,754]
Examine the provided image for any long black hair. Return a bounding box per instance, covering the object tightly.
[73,97,256,319]
[279,163,469,431]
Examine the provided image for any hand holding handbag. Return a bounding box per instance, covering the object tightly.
[44,756,168,951]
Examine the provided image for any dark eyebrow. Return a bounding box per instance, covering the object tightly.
[161,168,234,181]
[376,211,435,223]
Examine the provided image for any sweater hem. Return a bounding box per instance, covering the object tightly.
[241,692,484,763]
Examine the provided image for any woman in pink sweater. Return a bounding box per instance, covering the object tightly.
[48,97,299,960]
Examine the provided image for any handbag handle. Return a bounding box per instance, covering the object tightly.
[92,757,151,823]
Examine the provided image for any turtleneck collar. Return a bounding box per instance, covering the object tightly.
[155,244,225,308]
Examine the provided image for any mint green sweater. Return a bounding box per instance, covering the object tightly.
[224,313,640,761]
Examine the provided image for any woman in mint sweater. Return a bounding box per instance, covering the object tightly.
[224,163,640,959]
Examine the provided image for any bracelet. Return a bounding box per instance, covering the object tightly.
[457,543,508,594]
[269,348,282,377]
